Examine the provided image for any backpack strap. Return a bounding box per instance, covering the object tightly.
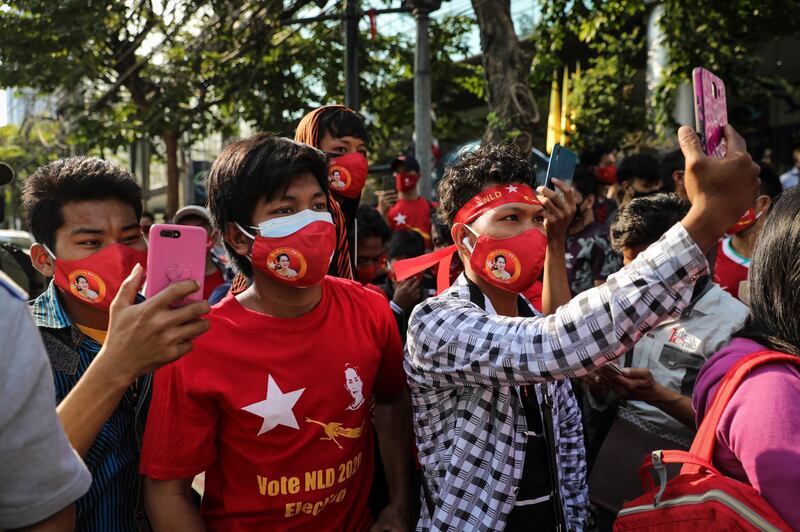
[684,349,800,472]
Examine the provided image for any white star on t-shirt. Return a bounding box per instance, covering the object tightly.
[506,185,518,193]
[393,213,407,225]
[241,375,305,436]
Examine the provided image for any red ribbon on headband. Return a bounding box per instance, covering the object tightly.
[392,183,542,294]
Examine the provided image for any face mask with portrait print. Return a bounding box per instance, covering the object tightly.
[45,243,147,310]
[327,152,368,199]
[236,209,336,288]
[462,223,547,294]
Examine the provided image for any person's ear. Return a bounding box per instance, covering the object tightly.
[30,243,56,277]
[224,222,252,259]
[451,223,473,256]
[755,194,771,216]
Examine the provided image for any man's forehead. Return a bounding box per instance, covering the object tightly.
[61,199,138,228]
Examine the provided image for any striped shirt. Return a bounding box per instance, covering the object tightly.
[31,282,151,531]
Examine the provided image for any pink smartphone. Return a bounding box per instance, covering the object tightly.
[693,67,728,158]
[145,223,207,305]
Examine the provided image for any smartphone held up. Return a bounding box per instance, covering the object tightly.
[145,223,207,307]
[544,144,577,189]
[693,67,728,158]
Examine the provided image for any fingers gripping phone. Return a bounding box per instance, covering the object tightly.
[693,67,728,158]
[145,224,207,305]
[544,144,577,189]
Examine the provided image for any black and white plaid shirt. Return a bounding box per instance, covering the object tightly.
[405,223,707,531]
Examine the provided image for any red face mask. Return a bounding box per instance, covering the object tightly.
[726,207,762,235]
[463,225,547,294]
[355,257,386,285]
[395,172,419,193]
[595,165,617,184]
[328,152,368,199]
[47,243,147,310]
[237,210,336,288]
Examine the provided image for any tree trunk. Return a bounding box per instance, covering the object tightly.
[472,0,538,153]
[163,129,180,220]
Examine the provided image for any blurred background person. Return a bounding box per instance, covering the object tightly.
[564,167,621,296]
[779,146,800,189]
[580,144,618,226]
[355,203,391,289]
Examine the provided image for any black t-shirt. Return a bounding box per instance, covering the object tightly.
[464,282,560,530]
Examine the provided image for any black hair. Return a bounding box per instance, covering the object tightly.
[580,144,614,168]
[572,165,598,199]
[75,275,88,284]
[737,187,800,356]
[431,213,454,247]
[276,253,289,262]
[617,153,660,185]
[356,204,391,244]
[317,108,369,146]
[437,144,533,228]
[207,133,329,276]
[758,163,782,199]
[388,230,425,260]
[141,211,155,220]
[610,193,690,252]
[22,156,143,252]
[659,149,684,192]
[494,254,506,262]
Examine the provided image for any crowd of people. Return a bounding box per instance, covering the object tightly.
[2,102,800,532]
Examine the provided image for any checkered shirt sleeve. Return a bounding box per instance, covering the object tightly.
[405,223,707,531]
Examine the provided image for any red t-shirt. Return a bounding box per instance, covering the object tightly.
[713,236,750,301]
[203,268,225,300]
[387,198,432,247]
[140,276,405,532]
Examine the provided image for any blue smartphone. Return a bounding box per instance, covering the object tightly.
[544,144,577,189]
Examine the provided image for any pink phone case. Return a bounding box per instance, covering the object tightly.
[693,67,728,158]
[145,223,207,305]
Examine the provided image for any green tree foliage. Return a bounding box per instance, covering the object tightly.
[0,0,286,217]
[655,0,800,133]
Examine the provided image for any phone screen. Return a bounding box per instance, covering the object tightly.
[544,144,577,189]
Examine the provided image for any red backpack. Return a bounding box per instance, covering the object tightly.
[613,350,796,531]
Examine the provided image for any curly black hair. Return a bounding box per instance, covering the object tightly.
[437,144,534,228]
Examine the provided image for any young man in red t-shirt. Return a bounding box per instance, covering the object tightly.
[379,155,433,249]
[140,134,412,531]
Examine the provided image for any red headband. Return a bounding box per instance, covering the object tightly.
[392,183,541,294]
[453,183,541,225]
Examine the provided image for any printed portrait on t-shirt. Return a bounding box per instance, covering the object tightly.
[344,364,365,411]
[68,270,106,303]
[266,248,308,282]
[328,164,351,192]
[485,249,520,284]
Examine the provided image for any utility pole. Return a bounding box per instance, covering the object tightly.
[344,0,359,110]
[407,0,441,199]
